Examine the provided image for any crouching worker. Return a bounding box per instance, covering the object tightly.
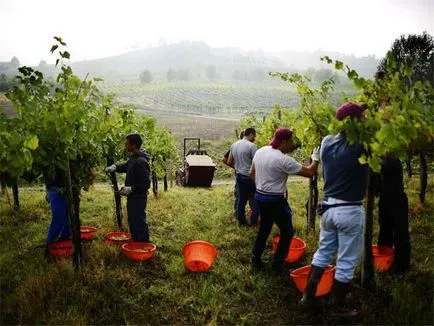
[300,103,368,317]
[105,133,151,242]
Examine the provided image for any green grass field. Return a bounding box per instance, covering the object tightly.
[0,177,432,325]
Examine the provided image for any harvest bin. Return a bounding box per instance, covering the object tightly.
[184,155,216,187]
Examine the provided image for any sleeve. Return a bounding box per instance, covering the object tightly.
[131,159,151,194]
[281,155,302,175]
[250,144,257,159]
[115,162,128,173]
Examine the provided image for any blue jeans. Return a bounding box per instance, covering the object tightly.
[127,197,150,242]
[312,205,365,283]
[47,189,70,244]
[252,193,293,267]
[236,173,259,225]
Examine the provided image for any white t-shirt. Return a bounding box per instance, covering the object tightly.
[230,139,257,176]
[252,146,302,195]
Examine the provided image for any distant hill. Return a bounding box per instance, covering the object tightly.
[62,41,380,82]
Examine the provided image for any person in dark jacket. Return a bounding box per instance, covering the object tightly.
[105,133,151,242]
[378,156,410,272]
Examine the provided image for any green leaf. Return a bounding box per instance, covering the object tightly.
[23,135,39,150]
[335,61,343,70]
[55,58,60,67]
[50,45,58,53]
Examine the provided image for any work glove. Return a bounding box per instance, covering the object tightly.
[104,164,117,173]
[119,186,132,196]
[311,147,320,162]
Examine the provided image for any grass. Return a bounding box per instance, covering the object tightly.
[0,176,433,325]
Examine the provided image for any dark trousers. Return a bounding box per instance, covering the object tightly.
[236,173,259,225]
[252,195,293,267]
[378,192,410,269]
[127,196,149,242]
[47,189,70,243]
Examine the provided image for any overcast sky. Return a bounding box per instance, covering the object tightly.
[1,0,433,66]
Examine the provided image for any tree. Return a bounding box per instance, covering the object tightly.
[376,32,434,202]
[206,65,218,80]
[139,70,153,84]
[167,68,176,81]
[10,57,20,68]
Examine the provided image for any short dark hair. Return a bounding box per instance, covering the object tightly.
[239,130,245,139]
[126,133,143,149]
[244,128,256,136]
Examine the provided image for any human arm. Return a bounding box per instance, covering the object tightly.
[295,147,320,178]
[222,150,233,168]
[249,162,256,182]
[227,152,235,168]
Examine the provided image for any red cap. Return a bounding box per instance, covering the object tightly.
[336,103,367,121]
[269,128,293,148]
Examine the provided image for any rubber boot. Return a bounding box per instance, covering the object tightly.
[330,279,359,317]
[299,265,325,307]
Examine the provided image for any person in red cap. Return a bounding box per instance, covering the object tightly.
[300,102,368,317]
[249,128,320,275]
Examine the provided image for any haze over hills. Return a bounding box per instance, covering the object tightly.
[42,41,380,81]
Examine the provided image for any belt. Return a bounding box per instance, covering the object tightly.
[323,197,361,205]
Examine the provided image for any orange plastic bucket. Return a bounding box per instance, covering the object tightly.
[182,241,218,272]
[104,232,132,246]
[48,240,72,260]
[290,265,335,296]
[80,226,98,240]
[272,235,306,263]
[372,245,394,272]
[122,242,156,262]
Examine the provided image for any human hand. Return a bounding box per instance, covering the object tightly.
[119,186,132,196]
[311,147,320,162]
[104,164,116,173]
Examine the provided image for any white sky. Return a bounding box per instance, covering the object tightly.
[1,0,433,65]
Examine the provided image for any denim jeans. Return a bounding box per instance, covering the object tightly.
[252,193,293,267]
[236,173,259,225]
[127,197,150,242]
[311,205,365,283]
[47,189,70,244]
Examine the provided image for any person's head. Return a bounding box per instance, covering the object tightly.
[269,128,293,153]
[239,130,245,140]
[336,103,367,121]
[244,128,256,142]
[125,133,143,152]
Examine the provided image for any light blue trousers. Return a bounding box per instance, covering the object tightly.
[311,205,365,283]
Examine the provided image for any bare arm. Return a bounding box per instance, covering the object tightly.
[249,163,256,182]
[227,152,235,168]
[296,161,319,178]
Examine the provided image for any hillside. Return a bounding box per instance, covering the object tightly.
[29,41,379,82]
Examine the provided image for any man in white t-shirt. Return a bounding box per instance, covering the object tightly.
[249,128,319,275]
[227,128,259,226]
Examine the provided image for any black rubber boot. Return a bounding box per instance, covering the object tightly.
[330,279,359,317]
[251,256,265,271]
[299,265,325,307]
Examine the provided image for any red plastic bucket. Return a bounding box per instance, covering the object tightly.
[80,226,98,240]
[104,232,132,246]
[48,240,72,260]
[372,245,394,272]
[290,265,335,296]
[272,235,306,263]
[182,241,218,272]
[122,242,156,262]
